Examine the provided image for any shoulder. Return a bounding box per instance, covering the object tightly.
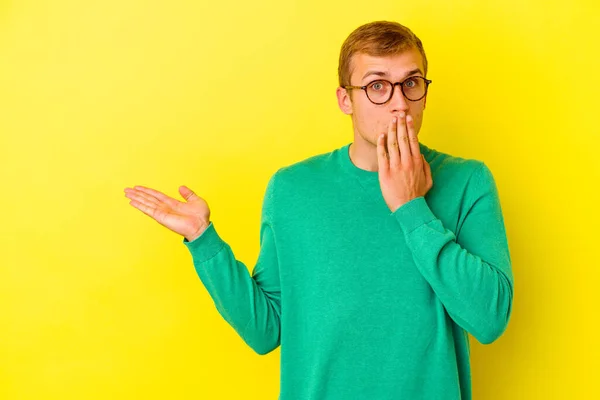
[268,147,338,188]
[261,148,337,221]
[421,143,501,203]
[421,142,491,184]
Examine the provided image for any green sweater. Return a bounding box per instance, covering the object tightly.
[183,142,514,400]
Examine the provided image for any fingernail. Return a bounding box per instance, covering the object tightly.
[392,117,397,122]
[399,112,405,118]
[406,115,412,123]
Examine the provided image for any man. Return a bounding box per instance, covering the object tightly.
[124,20,514,400]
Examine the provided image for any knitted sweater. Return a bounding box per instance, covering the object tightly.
[183,141,514,400]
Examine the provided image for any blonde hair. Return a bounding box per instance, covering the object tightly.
[338,21,428,87]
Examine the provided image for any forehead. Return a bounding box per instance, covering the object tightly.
[350,49,424,82]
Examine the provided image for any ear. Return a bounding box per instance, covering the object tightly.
[336,86,353,115]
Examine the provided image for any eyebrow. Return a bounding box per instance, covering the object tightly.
[361,68,423,82]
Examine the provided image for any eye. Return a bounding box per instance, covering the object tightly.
[404,78,417,88]
[370,81,385,91]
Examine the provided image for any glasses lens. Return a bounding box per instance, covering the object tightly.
[402,77,427,101]
[366,80,393,104]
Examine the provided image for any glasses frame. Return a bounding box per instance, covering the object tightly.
[343,76,433,104]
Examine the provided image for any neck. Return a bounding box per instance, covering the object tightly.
[349,137,379,172]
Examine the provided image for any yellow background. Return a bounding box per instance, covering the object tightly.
[1,0,598,398]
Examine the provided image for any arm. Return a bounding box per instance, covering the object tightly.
[392,162,514,344]
[183,173,282,355]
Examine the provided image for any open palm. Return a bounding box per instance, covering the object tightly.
[124,185,210,242]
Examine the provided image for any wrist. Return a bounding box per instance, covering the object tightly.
[186,221,209,242]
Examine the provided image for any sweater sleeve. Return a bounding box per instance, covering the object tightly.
[182,173,282,355]
[391,162,514,344]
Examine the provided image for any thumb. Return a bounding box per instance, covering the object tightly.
[422,155,432,180]
[179,185,198,202]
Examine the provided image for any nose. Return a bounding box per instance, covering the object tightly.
[388,83,409,113]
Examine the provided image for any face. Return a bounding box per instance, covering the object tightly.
[336,48,428,150]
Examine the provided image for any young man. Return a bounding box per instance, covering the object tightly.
[125,21,514,400]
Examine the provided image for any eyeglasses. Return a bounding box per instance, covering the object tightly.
[343,76,432,104]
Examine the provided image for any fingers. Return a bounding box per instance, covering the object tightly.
[132,185,171,204]
[124,188,159,220]
[179,185,197,202]
[125,188,161,211]
[396,112,412,166]
[387,116,400,167]
[406,114,421,161]
[128,198,158,220]
[423,155,432,184]
[131,185,181,209]
[377,132,389,173]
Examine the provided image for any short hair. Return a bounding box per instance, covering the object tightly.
[338,21,428,87]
